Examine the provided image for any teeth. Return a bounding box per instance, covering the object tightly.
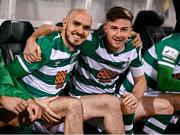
[73,34,81,39]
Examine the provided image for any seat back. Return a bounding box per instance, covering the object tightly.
[133,10,166,54]
[0,20,34,65]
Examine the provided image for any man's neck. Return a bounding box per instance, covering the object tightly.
[61,33,77,52]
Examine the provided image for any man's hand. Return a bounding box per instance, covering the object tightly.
[35,96,62,124]
[23,37,42,63]
[27,98,42,122]
[23,24,61,63]
[130,31,143,48]
[122,92,138,109]
[0,96,27,114]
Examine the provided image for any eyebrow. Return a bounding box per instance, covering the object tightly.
[74,20,91,29]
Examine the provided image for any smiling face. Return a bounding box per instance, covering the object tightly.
[104,18,132,53]
[103,6,133,53]
[62,9,92,51]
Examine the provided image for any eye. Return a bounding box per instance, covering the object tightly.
[110,26,117,31]
[83,25,91,31]
[121,27,130,33]
[73,21,81,27]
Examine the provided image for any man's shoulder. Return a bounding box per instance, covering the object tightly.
[124,40,136,52]
[156,34,180,52]
[38,31,61,42]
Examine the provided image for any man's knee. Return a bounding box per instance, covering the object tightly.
[156,99,174,114]
[121,105,135,115]
[100,94,121,112]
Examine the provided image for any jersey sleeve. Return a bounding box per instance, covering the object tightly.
[8,35,52,78]
[129,48,144,77]
[0,77,34,100]
[8,53,43,78]
[156,43,180,91]
[0,50,14,86]
[0,50,33,100]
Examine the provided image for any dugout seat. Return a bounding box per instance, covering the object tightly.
[133,10,166,54]
[0,20,34,65]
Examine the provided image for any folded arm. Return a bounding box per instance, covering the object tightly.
[158,64,180,91]
[24,24,60,63]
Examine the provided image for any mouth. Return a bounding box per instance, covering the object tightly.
[112,38,123,43]
[72,33,84,40]
[113,39,123,44]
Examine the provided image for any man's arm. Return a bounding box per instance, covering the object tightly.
[122,75,146,109]
[0,50,41,118]
[24,24,60,63]
[0,50,34,100]
[158,64,180,91]
[132,75,146,101]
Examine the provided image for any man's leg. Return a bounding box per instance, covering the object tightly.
[80,94,125,134]
[47,96,83,134]
[158,93,180,112]
[135,96,174,134]
[121,102,135,135]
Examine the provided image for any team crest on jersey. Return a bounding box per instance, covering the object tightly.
[97,68,118,83]
[162,46,179,60]
[55,70,67,89]
[121,62,129,69]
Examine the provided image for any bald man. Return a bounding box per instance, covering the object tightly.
[7,8,91,134]
[8,8,124,134]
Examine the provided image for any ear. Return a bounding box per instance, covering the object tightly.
[63,18,67,28]
[103,23,107,33]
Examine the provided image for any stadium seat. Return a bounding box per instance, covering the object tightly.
[0,20,34,65]
[133,10,167,54]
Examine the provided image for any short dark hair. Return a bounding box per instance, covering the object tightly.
[106,6,133,23]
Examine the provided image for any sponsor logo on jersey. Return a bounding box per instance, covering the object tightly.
[97,68,118,83]
[55,70,67,89]
[162,46,179,60]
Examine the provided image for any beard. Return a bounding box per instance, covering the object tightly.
[65,32,79,50]
[64,27,85,50]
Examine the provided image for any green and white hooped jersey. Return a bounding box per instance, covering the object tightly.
[120,33,180,94]
[70,33,144,96]
[17,32,80,98]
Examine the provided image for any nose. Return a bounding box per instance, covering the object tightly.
[77,26,84,34]
[116,30,122,37]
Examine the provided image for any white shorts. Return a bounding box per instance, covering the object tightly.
[33,120,64,133]
[144,88,180,97]
[69,92,81,99]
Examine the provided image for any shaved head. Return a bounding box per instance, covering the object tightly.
[66,8,92,22]
[61,8,92,51]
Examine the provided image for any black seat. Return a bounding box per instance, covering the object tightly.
[133,10,166,54]
[0,20,34,65]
